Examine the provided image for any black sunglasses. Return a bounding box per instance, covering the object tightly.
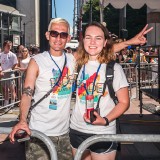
[49,30,68,39]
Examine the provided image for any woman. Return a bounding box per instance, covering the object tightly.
[69,22,130,160]
[16,47,31,83]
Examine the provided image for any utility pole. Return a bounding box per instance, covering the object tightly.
[8,13,10,40]
[77,0,83,41]
[99,0,104,24]
[53,0,57,18]
[89,0,92,22]
[23,23,25,45]
[73,0,78,38]
[119,6,127,39]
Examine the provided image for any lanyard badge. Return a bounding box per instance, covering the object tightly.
[49,93,58,110]
[48,51,67,110]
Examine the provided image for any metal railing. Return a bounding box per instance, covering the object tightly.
[0,70,23,114]
[120,62,158,99]
[0,127,58,160]
[74,134,160,160]
[0,63,158,114]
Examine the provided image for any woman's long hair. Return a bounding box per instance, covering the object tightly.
[76,22,115,67]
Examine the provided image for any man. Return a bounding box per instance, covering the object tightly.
[9,18,152,160]
[10,18,75,160]
[0,40,18,106]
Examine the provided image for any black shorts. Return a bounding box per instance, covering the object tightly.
[0,141,26,160]
[69,128,117,154]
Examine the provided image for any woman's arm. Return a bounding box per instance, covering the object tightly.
[113,24,153,53]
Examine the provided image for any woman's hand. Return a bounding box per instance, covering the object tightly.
[83,111,106,126]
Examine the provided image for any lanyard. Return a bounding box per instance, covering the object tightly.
[48,51,67,87]
[49,51,67,76]
[82,63,101,95]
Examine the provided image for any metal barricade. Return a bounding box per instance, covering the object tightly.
[0,70,23,114]
[120,63,138,98]
[119,62,158,99]
[0,127,58,160]
[74,134,160,160]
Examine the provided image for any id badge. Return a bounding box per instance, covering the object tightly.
[49,93,58,110]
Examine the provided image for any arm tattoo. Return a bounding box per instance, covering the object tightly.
[23,86,34,96]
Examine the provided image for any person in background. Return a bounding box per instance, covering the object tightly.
[16,45,25,61]
[31,46,40,56]
[0,40,18,106]
[15,47,31,84]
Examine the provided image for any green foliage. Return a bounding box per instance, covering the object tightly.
[82,2,147,39]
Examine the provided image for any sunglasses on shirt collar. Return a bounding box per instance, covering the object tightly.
[49,30,69,39]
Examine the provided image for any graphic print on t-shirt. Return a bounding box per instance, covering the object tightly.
[49,66,73,110]
[50,66,72,96]
[78,72,108,103]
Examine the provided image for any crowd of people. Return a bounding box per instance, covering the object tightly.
[0,42,40,108]
[0,17,153,160]
[115,45,158,65]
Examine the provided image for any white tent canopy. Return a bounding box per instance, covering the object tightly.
[83,0,160,9]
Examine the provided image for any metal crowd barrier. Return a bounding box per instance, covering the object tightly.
[0,64,157,113]
[0,127,58,160]
[120,62,158,99]
[0,70,23,114]
[74,134,160,160]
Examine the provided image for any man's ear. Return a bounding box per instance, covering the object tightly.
[67,35,71,43]
[45,31,49,40]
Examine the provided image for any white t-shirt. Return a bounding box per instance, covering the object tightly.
[0,51,18,71]
[20,56,31,69]
[70,60,128,134]
[20,56,31,74]
[29,51,76,136]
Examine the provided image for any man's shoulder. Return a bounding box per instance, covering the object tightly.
[32,51,48,59]
[32,51,50,66]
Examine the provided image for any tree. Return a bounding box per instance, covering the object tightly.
[81,1,147,39]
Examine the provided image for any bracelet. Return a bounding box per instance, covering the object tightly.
[103,117,109,126]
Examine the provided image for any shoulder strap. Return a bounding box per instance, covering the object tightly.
[28,53,67,114]
[72,64,81,92]
[105,60,118,105]
[96,60,118,109]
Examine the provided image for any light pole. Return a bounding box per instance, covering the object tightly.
[23,21,32,46]
[53,0,57,18]
[23,22,26,45]
[89,0,92,23]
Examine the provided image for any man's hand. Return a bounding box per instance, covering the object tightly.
[9,121,31,143]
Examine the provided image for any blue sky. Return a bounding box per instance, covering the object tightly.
[52,0,74,33]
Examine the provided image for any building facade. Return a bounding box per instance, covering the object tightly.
[16,0,40,47]
[16,0,52,51]
[0,1,25,48]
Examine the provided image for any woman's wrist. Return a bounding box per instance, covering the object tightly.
[103,117,109,126]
